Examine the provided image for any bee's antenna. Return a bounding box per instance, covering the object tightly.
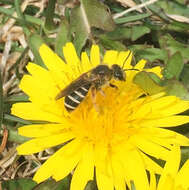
[122,51,132,69]
[123,68,139,71]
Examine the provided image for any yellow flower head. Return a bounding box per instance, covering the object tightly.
[12,43,189,190]
[150,146,189,190]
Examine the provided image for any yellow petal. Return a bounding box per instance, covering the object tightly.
[11,103,64,123]
[139,152,162,174]
[149,172,157,190]
[111,159,127,190]
[81,52,92,72]
[20,74,60,107]
[17,132,74,154]
[158,99,189,117]
[125,149,149,190]
[132,136,170,160]
[145,66,162,78]
[70,144,94,190]
[115,51,132,69]
[39,44,71,87]
[134,59,146,70]
[18,124,70,137]
[157,175,174,190]
[103,50,118,66]
[94,143,108,174]
[96,168,114,190]
[157,146,180,190]
[141,127,189,147]
[52,139,84,181]
[90,44,100,66]
[175,159,189,188]
[39,44,66,72]
[33,139,82,183]
[141,115,189,127]
[63,42,81,79]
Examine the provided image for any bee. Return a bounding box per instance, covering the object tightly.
[55,54,137,112]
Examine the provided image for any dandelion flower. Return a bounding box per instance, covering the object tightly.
[12,43,189,190]
[150,146,189,190]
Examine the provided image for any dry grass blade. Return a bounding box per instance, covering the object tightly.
[166,14,189,24]
[0,0,31,42]
[113,0,159,19]
[115,0,142,12]
[0,128,8,154]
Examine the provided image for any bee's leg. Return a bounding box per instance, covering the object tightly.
[109,83,118,89]
[91,87,100,112]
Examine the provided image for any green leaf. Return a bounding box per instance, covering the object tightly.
[131,26,151,41]
[44,0,56,31]
[99,36,126,51]
[114,13,151,24]
[180,64,189,89]
[165,80,189,100]
[70,0,115,54]
[2,178,37,190]
[5,94,29,102]
[133,71,165,95]
[166,21,189,32]
[147,4,170,22]
[159,34,189,61]
[28,34,47,69]
[163,52,183,80]
[85,180,98,190]
[4,114,32,125]
[14,0,30,36]
[157,0,189,17]
[55,19,71,59]
[129,45,168,62]
[32,177,70,190]
[102,27,131,40]
[5,125,30,144]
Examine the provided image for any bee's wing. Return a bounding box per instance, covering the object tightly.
[55,72,98,100]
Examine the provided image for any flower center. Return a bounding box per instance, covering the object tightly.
[69,81,143,147]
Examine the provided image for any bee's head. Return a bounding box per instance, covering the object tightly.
[111,64,126,81]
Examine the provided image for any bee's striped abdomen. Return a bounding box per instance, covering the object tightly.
[64,84,91,112]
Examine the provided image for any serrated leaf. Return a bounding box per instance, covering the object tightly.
[159,34,189,61]
[28,34,47,68]
[2,178,36,190]
[99,35,126,50]
[129,45,168,62]
[70,0,115,54]
[131,26,151,41]
[163,52,183,80]
[55,19,71,58]
[165,80,189,100]
[133,71,165,95]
